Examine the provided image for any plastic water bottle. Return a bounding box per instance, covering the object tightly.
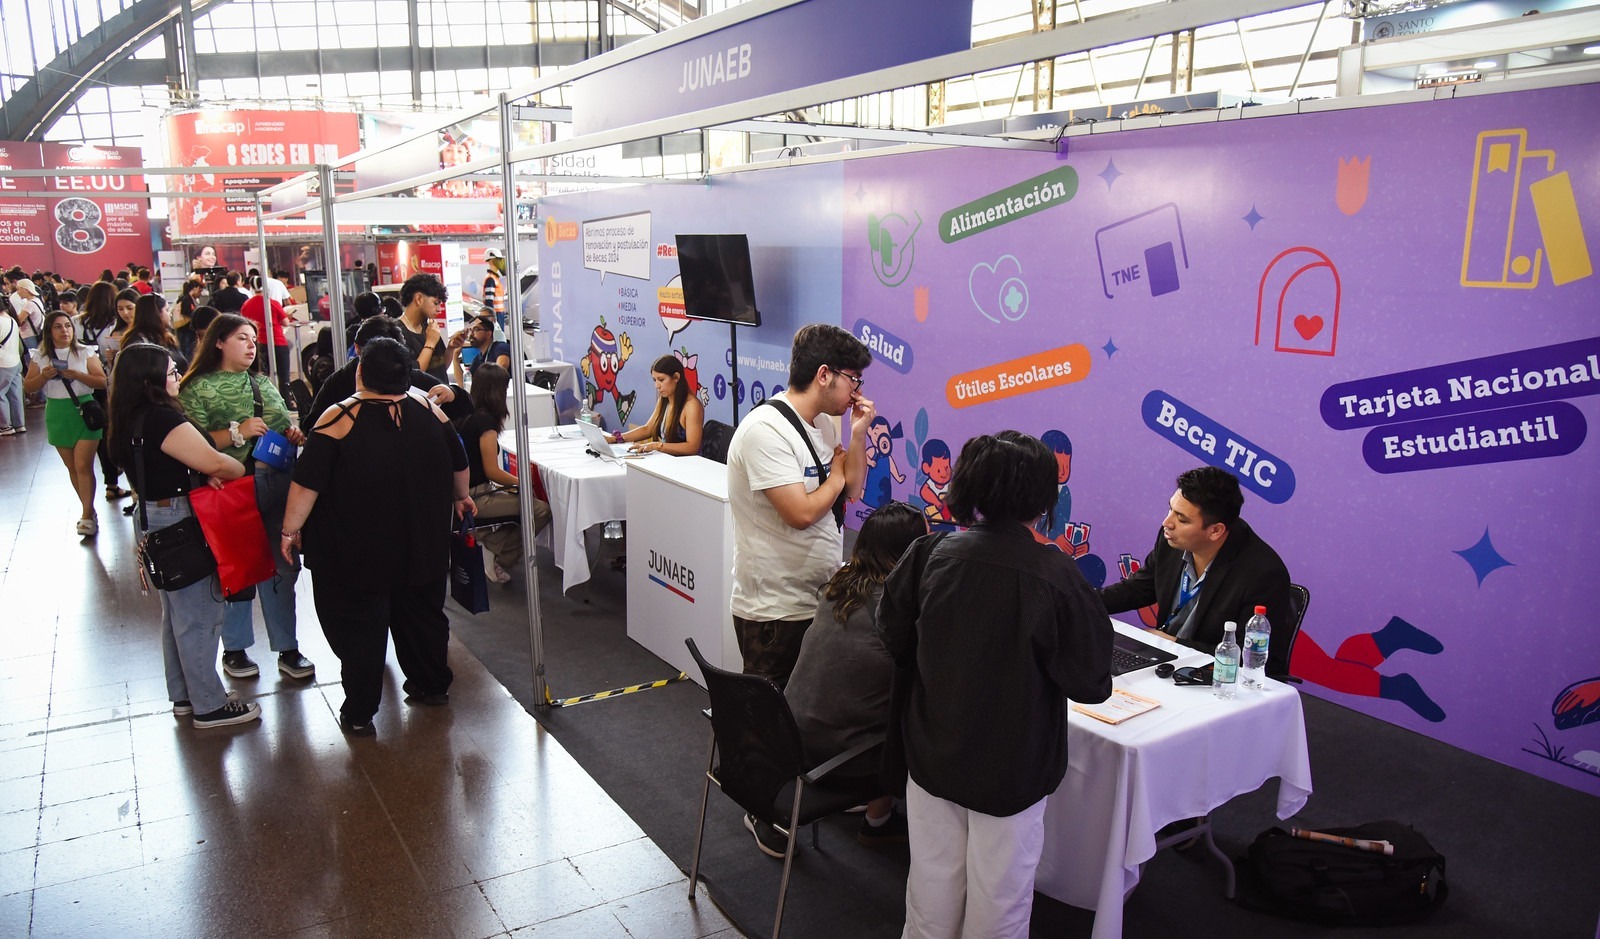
[1213,622,1240,700]
[577,393,596,427]
[1241,605,1272,691]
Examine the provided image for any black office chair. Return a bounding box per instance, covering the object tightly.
[684,639,881,939]
[1277,583,1310,682]
[699,419,734,464]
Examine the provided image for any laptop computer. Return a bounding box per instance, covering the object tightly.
[1111,630,1180,676]
[576,419,634,460]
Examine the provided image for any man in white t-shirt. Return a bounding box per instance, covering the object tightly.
[727,323,875,689]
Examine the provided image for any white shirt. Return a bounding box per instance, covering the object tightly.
[0,315,21,368]
[34,345,96,399]
[727,393,843,621]
[264,277,292,305]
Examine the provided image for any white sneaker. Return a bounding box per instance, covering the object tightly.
[0,427,15,436]
[75,517,98,537]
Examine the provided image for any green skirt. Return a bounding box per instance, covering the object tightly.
[45,396,102,447]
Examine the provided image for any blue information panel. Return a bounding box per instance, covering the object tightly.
[570,0,973,136]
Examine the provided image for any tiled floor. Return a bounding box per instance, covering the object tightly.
[0,420,737,938]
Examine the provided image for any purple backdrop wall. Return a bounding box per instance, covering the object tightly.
[840,83,1600,796]
[541,83,1600,795]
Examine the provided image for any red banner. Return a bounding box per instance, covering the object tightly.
[0,141,151,277]
[165,109,360,238]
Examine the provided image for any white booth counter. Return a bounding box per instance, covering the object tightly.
[624,456,735,687]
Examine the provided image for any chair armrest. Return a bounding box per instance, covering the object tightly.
[802,735,885,785]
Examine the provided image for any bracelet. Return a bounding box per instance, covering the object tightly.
[281,530,299,539]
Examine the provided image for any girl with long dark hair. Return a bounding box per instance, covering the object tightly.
[611,354,704,455]
[179,314,315,681]
[108,343,257,728]
[455,363,549,583]
[22,311,108,535]
[125,294,185,369]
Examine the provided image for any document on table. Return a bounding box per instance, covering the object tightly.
[1072,689,1162,725]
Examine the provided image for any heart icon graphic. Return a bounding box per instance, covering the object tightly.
[1293,315,1324,340]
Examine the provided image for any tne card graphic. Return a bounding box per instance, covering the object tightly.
[1095,203,1189,300]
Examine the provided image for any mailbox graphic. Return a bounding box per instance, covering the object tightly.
[1255,246,1341,357]
[1461,129,1592,289]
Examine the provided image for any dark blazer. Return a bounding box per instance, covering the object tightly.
[1101,518,1295,675]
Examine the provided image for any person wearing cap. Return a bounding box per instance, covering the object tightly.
[10,277,47,356]
[481,248,508,329]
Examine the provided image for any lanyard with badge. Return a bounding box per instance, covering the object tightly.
[1165,566,1203,633]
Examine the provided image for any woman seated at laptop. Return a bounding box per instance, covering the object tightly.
[608,355,703,455]
[455,363,550,583]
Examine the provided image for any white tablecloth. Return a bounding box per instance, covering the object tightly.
[500,428,630,594]
[1033,620,1313,939]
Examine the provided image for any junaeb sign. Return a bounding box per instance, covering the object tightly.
[569,0,973,137]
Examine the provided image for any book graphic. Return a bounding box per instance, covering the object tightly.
[1095,203,1188,300]
[1461,129,1592,289]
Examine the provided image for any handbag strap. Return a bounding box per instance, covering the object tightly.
[245,370,264,417]
[51,350,86,400]
[762,398,845,530]
[132,411,151,534]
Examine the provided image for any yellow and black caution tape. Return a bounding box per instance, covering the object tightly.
[550,672,690,708]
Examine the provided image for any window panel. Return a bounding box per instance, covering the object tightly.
[274,3,317,27]
[377,23,409,44]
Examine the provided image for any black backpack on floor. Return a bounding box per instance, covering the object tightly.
[1238,820,1448,926]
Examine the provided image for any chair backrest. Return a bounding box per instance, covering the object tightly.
[1280,583,1310,677]
[685,639,809,821]
[700,419,734,464]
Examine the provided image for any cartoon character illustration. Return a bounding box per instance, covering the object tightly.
[579,317,637,426]
[1116,554,1160,628]
[1290,616,1445,722]
[1553,676,1600,730]
[1033,429,1090,559]
[918,438,953,525]
[184,145,214,188]
[862,416,906,508]
[673,346,709,407]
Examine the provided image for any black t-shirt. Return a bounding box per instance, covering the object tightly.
[211,287,248,313]
[127,406,197,501]
[458,409,500,488]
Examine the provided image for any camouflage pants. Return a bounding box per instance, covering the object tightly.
[733,615,813,691]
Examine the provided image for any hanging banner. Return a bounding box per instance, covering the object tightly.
[0,142,151,274]
[165,109,360,237]
[568,0,973,136]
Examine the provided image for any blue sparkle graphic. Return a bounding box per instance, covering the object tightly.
[1454,528,1513,587]
[1102,338,1119,358]
[1098,159,1122,189]
[1243,205,1265,230]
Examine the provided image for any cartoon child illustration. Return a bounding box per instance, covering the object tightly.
[1034,429,1091,558]
[862,416,906,508]
[919,438,953,523]
[1290,616,1446,723]
[579,317,637,426]
[673,347,710,407]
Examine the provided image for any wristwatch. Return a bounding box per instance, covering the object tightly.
[228,421,246,448]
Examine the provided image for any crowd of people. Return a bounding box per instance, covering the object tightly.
[3,260,548,739]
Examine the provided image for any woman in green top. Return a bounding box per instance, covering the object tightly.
[179,313,316,682]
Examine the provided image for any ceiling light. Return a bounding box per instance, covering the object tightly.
[1585,45,1600,55]
[1475,60,1498,69]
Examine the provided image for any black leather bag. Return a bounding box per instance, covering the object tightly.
[1240,821,1448,926]
[54,370,106,430]
[139,515,216,591]
[131,412,216,592]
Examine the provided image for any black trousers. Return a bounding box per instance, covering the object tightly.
[92,389,120,485]
[311,572,453,721]
[733,615,812,691]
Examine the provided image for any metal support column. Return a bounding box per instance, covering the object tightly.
[499,92,551,711]
[317,164,348,377]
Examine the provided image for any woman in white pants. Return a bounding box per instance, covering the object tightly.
[878,431,1114,939]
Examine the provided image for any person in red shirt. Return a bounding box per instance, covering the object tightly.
[132,267,155,296]
[241,291,301,396]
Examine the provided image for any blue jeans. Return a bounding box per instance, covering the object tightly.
[222,462,300,653]
[146,498,231,714]
[0,362,23,429]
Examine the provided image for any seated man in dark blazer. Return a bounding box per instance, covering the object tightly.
[1101,466,1295,675]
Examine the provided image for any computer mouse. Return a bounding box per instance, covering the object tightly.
[1155,663,1175,679]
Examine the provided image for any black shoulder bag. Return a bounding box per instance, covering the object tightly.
[52,355,107,431]
[131,411,217,592]
[761,398,845,530]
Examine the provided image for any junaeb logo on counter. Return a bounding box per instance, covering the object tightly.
[648,549,696,603]
[939,166,1078,243]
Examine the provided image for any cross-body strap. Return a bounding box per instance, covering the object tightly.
[245,370,264,417]
[761,398,844,530]
[132,411,151,534]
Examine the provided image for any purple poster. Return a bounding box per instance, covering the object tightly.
[838,83,1600,795]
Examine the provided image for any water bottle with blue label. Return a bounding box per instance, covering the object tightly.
[1241,605,1272,691]
[1214,622,1239,700]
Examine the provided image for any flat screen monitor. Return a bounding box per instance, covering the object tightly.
[675,233,761,327]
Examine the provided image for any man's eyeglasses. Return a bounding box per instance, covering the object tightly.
[830,367,864,390]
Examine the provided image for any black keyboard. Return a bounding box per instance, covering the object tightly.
[1112,647,1155,674]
